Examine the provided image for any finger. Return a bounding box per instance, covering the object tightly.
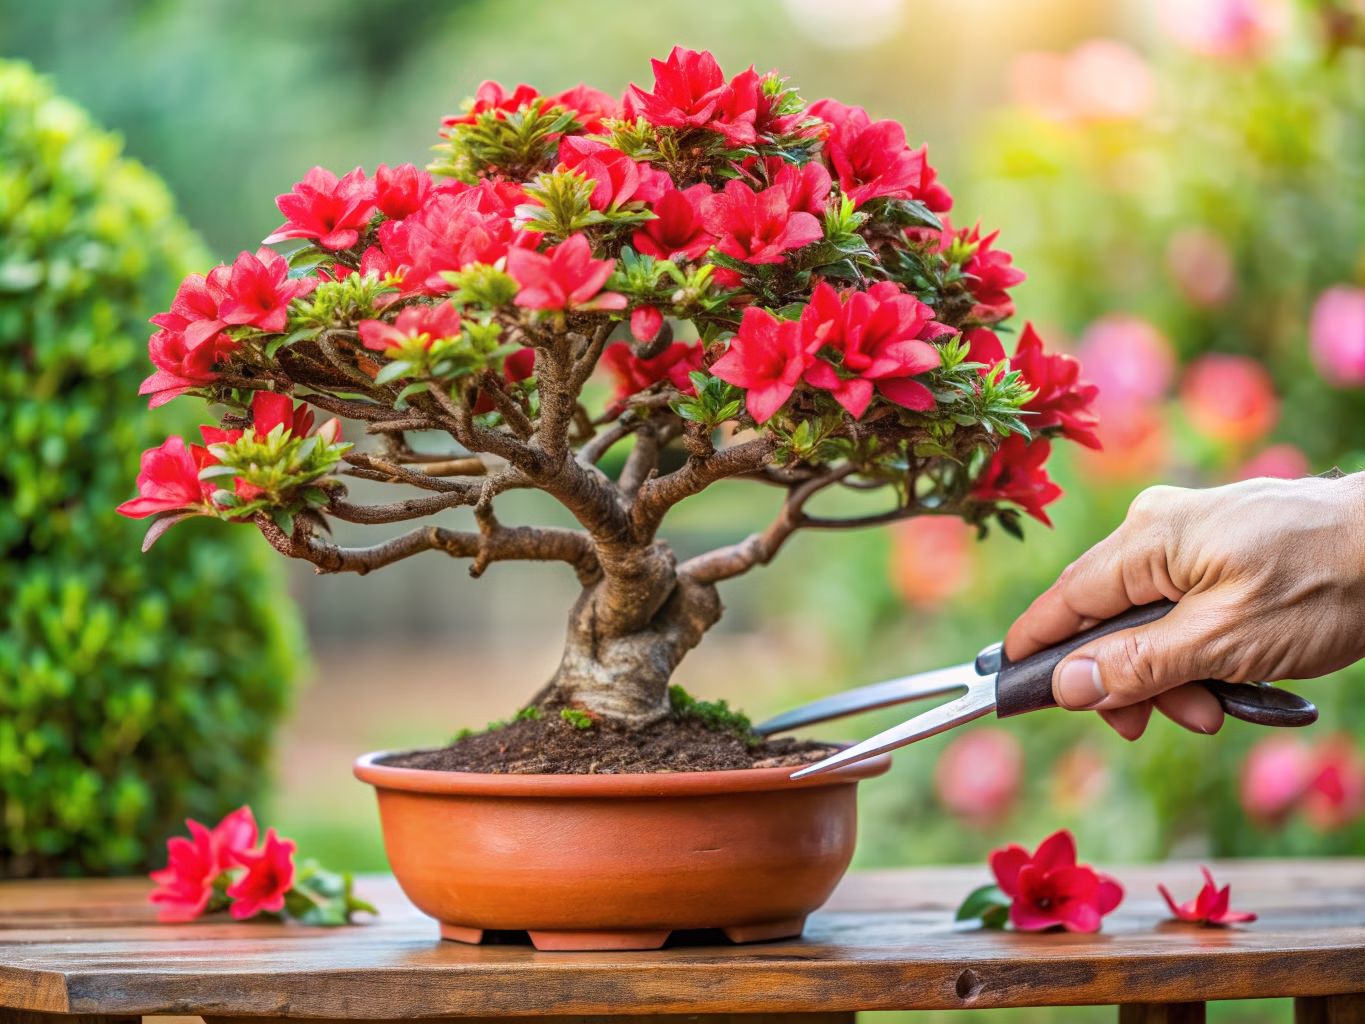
[1099,702,1152,742]
[1051,594,1236,710]
[1004,486,1188,662]
[1153,683,1225,736]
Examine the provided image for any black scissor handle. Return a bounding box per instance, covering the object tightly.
[975,600,1317,727]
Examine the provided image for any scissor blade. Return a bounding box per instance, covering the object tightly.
[753,662,980,736]
[789,677,998,779]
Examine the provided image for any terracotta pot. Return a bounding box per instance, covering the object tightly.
[354,750,890,951]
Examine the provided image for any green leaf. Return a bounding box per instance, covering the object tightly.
[955,883,1011,929]
[265,326,322,360]
[374,359,413,384]
[393,381,431,408]
[272,509,295,535]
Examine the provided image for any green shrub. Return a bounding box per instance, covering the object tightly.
[0,60,305,877]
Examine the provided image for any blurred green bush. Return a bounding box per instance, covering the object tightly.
[0,60,305,877]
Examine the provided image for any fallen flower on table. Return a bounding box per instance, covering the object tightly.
[148,806,375,926]
[955,829,1123,933]
[1159,867,1257,926]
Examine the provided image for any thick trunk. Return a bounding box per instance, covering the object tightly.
[546,573,723,728]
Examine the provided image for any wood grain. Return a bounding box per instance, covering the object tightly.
[1295,993,1365,1023]
[1119,1004,1205,1024]
[2,862,1364,1016]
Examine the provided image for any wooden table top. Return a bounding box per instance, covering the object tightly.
[2,861,1363,1017]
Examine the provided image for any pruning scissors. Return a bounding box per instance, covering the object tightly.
[755,600,1319,781]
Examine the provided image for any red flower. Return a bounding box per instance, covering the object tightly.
[809,99,952,211]
[140,267,237,408]
[800,281,948,418]
[774,160,834,217]
[556,136,671,212]
[989,829,1123,933]
[700,179,824,269]
[972,434,1064,526]
[1160,867,1257,926]
[374,163,433,221]
[264,166,377,251]
[147,819,217,922]
[506,233,626,311]
[1302,737,1365,831]
[250,390,319,440]
[116,436,219,519]
[964,326,1008,372]
[1012,324,1101,450]
[711,306,811,422]
[442,81,540,127]
[549,83,622,134]
[601,340,704,407]
[472,347,537,415]
[226,828,296,920]
[632,184,716,262]
[146,807,259,923]
[218,247,317,334]
[380,183,526,295]
[933,728,1023,824]
[1179,353,1278,445]
[631,305,665,344]
[358,301,462,352]
[624,47,761,145]
[953,220,1027,321]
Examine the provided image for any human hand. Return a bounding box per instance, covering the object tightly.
[1003,474,1365,740]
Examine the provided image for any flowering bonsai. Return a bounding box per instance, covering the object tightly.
[119,48,1097,751]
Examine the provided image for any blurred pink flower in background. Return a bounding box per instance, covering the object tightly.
[1049,745,1110,814]
[1011,40,1153,123]
[1167,228,1237,309]
[933,728,1023,825]
[1179,353,1278,444]
[1074,315,1174,480]
[889,516,973,607]
[1235,442,1310,481]
[1241,735,1365,830]
[1157,0,1289,58]
[1310,285,1365,387]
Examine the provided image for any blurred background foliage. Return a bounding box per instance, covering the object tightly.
[0,58,304,877]
[3,3,1365,1018]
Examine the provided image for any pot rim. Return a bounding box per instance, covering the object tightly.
[353,747,890,797]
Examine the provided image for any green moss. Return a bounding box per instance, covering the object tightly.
[668,685,758,745]
[560,708,594,730]
[0,61,305,877]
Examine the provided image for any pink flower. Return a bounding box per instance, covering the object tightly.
[379,182,527,295]
[623,47,761,145]
[800,281,947,417]
[218,248,317,334]
[700,179,824,267]
[145,807,260,923]
[964,327,1008,373]
[1303,738,1365,831]
[601,340,704,408]
[972,434,1064,526]
[957,221,1027,322]
[1168,228,1236,309]
[1310,285,1365,387]
[1075,315,1175,406]
[248,390,328,443]
[208,807,260,873]
[264,167,377,251]
[506,233,626,311]
[809,99,952,211]
[358,301,462,352]
[632,185,716,262]
[226,828,297,920]
[1160,867,1257,926]
[374,163,433,222]
[1235,443,1310,481]
[773,161,834,217]
[989,830,1123,933]
[140,267,236,408]
[1012,323,1101,449]
[889,516,974,607]
[116,436,219,519]
[549,84,622,134]
[711,306,811,422]
[1179,353,1278,444]
[1158,0,1288,58]
[1240,736,1317,824]
[442,81,540,127]
[1011,41,1153,123]
[556,136,671,212]
[933,728,1022,825]
[630,305,665,344]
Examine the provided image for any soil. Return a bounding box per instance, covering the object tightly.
[380,711,838,775]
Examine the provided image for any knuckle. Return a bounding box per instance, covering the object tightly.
[1102,629,1166,702]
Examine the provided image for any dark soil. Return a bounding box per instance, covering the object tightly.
[380,710,837,775]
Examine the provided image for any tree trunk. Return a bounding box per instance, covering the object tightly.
[546,574,723,728]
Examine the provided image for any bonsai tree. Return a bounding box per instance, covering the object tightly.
[118,48,1097,740]
[1,59,302,876]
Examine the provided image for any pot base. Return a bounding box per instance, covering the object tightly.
[439,917,808,951]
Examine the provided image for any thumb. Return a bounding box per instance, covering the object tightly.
[1052,596,1235,713]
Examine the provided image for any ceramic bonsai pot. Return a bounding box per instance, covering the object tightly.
[353,750,890,950]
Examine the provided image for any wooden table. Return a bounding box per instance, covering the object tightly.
[3,862,1364,1024]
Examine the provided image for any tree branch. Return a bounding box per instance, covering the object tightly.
[340,452,474,493]
[326,490,480,524]
[631,436,777,539]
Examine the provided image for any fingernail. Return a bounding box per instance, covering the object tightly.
[1056,657,1106,709]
